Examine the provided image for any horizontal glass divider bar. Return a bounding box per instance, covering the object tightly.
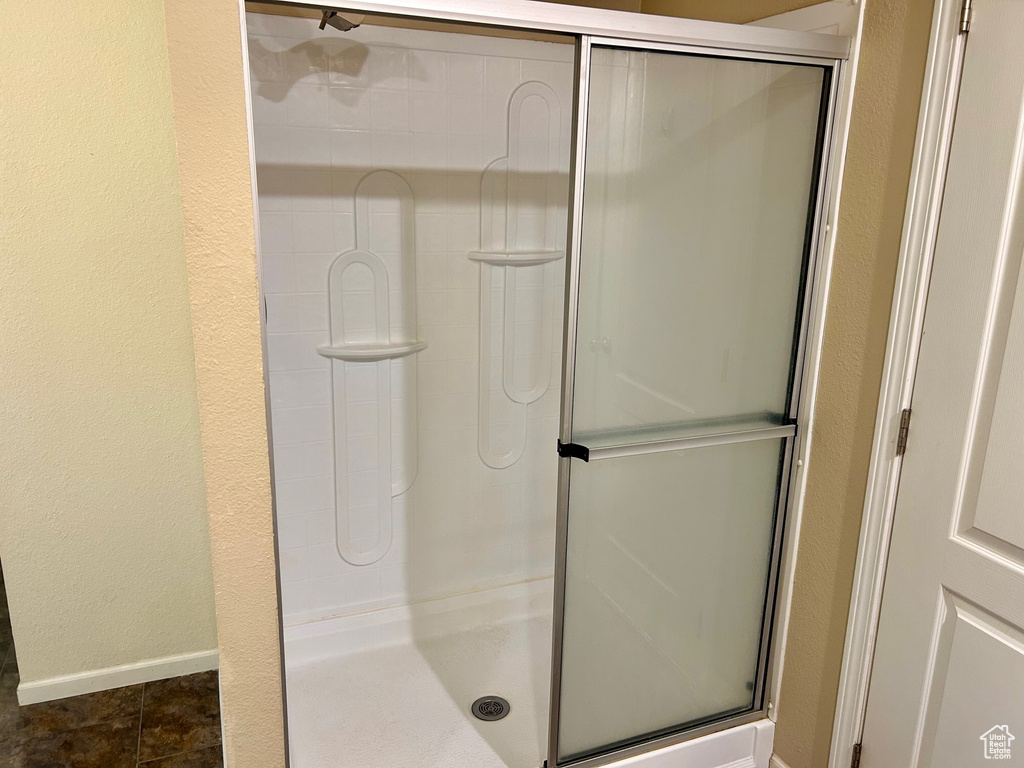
[584,424,795,461]
[574,411,788,448]
[258,0,851,60]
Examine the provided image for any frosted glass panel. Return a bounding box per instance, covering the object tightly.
[557,440,785,761]
[572,47,826,440]
[555,46,828,764]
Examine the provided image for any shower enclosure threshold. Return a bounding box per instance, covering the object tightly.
[284,579,554,666]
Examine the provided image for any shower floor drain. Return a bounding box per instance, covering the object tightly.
[471,695,510,721]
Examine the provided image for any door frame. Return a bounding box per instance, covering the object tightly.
[253,0,850,57]
[238,1,856,766]
[828,1,970,766]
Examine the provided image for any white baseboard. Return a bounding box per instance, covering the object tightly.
[770,755,794,768]
[17,649,219,705]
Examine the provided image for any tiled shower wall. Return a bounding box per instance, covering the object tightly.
[247,13,572,625]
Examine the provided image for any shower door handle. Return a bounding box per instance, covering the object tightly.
[556,440,590,462]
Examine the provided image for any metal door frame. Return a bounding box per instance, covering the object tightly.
[254,0,849,58]
[550,34,841,768]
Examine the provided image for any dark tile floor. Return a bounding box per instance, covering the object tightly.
[0,566,223,767]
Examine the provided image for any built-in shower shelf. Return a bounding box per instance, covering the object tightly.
[468,249,564,267]
[317,339,427,362]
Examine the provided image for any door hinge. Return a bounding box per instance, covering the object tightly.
[896,408,912,456]
[960,0,972,33]
[851,743,863,768]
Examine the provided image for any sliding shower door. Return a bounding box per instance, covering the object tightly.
[551,39,835,766]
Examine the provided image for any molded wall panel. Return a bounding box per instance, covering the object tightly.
[248,14,572,625]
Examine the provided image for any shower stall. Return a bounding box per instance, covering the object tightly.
[242,2,851,766]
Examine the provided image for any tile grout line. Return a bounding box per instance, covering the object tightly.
[135,682,145,767]
[136,742,223,766]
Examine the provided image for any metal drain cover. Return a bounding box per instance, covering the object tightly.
[472,695,510,721]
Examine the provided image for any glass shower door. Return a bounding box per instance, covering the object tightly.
[551,40,834,766]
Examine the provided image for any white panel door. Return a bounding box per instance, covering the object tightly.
[861,2,1024,766]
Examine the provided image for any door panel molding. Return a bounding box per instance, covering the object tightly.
[912,591,1024,768]
[957,198,1024,554]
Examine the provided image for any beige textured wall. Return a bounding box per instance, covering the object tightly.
[642,1,933,766]
[643,0,813,21]
[0,2,217,687]
[162,1,286,766]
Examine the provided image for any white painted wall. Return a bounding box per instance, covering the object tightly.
[0,2,217,699]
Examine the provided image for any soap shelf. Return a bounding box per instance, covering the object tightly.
[473,81,565,470]
[468,250,564,267]
[318,340,427,362]
[324,170,423,567]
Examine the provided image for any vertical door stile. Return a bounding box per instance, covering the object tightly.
[763,56,842,716]
[549,33,593,768]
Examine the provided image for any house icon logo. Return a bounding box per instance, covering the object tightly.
[981,725,1015,759]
